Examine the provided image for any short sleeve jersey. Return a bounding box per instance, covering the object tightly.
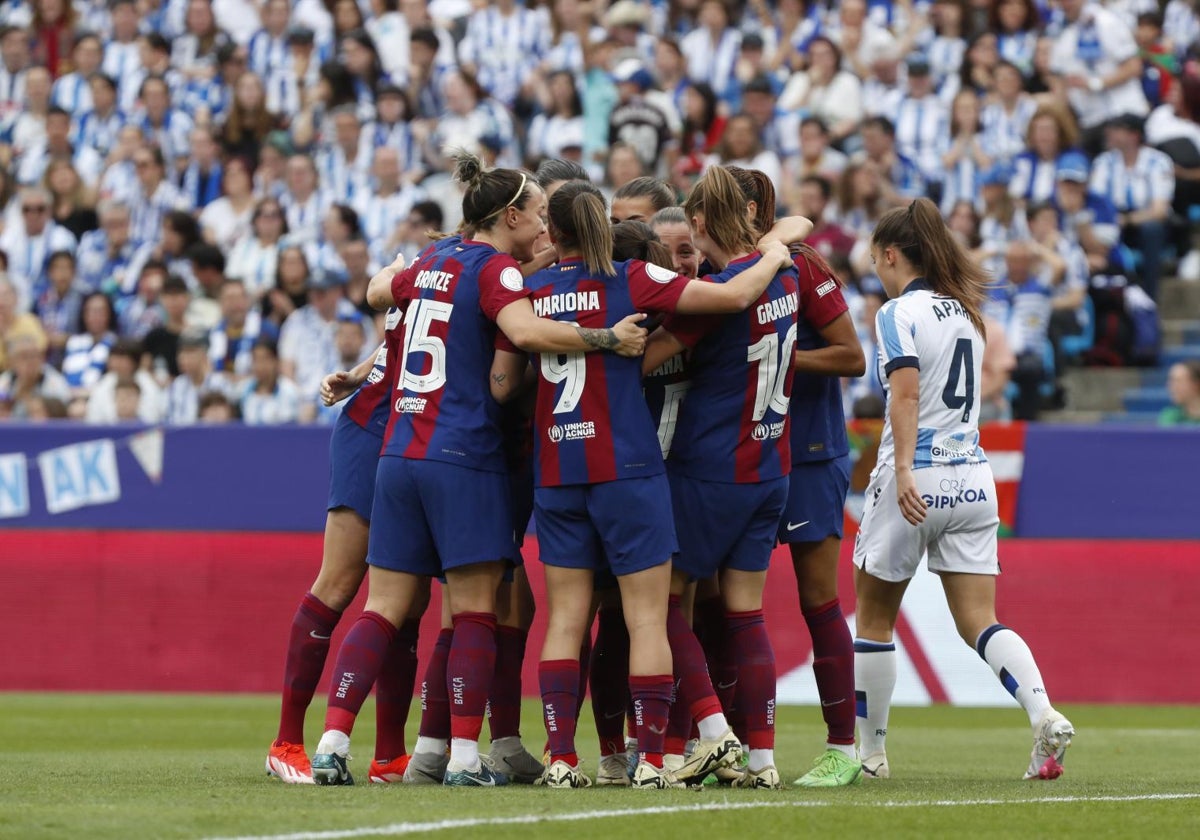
[381,238,529,472]
[524,257,688,487]
[343,306,402,438]
[874,279,989,470]
[789,250,851,465]
[664,253,801,484]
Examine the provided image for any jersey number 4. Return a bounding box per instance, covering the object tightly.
[747,323,798,422]
[399,299,453,393]
[942,338,975,423]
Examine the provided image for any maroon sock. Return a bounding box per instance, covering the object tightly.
[539,658,580,766]
[667,596,723,725]
[373,618,419,762]
[590,607,629,756]
[630,674,673,768]
[664,675,690,755]
[277,592,341,744]
[694,596,737,716]
[324,611,395,737]
[576,633,592,723]
[805,598,856,745]
[488,626,527,741]
[726,609,775,751]
[447,612,497,742]
[418,628,454,740]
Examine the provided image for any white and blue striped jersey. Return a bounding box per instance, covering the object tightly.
[875,280,988,470]
[1164,1,1200,58]
[1009,151,1063,204]
[980,95,1037,162]
[51,72,93,116]
[891,94,949,182]
[247,29,289,81]
[680,26,742,103]
[457,2,548,106]
[102,41,142,110]
[72,107,125,159]
[997,31,1038,76]
[1089,147,1176,212]
[354,184,425,268]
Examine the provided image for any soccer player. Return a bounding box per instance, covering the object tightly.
[491,180,793,789]
[266,255,430,786]
[641,167,803,790]
[729,167,868,787]
[308,152,647,787]
[853,198,1075,782]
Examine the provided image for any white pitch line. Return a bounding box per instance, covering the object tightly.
[205,793,1200,840]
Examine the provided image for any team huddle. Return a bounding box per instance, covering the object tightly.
[263,152,1075,791]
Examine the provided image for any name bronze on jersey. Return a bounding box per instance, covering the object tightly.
[413,269,455,292]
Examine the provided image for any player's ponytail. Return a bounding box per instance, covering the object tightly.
[451,148,536,232]
[683,165,758,257]
[612,220,672,267]
[548,180,615,276]
[725,165,775,234]
[872,198,988,336]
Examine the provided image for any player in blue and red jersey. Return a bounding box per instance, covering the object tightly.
[729,167,869,788]
[309,152,647,788]
[265,251,437,786]
[643,166,803,790]
[490,180,792,789]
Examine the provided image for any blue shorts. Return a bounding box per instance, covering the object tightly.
[778,455,851,544]
[511,460,534,550]
[367,456,518,576]
[327,413,383,521]
[670,471,789,581]
[535,474,676,577]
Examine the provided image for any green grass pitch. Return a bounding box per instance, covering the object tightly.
[1,694,1198,839]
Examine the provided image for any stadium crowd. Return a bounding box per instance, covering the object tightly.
[0,0,1198,424]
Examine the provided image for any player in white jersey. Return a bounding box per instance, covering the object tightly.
[851,199,1074,783]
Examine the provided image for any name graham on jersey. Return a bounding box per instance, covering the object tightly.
[648,354,685,377]
[413,269,455,291]
[533,290,601,317]
[756,291,799,325]
[396,396,427,413]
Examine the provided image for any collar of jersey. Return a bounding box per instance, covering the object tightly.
[726,251,760,267]
[901,277,931,296]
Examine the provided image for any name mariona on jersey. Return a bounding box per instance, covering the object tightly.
[533,290,602,318]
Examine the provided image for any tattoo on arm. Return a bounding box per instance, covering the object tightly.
[492,373,507,387]
[577,326,618,350]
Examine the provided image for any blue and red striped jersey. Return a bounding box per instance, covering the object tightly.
[664,253,800,484]
[789,250,851,465]
[524,258,688,487]
[342,306,401,437]
[381,238,529,473]
[642,348,691,459]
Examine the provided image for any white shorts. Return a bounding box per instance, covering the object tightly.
[852,463,1000,583]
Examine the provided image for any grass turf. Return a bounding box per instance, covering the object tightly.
[1,694,1198,839]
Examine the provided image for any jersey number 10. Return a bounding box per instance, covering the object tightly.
[747,323,799,422]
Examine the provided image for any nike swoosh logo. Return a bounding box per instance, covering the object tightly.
[821,699,845,707]
[472,775,496,786]
[603,711,625,720]
[310,631,333,640]
[715,681,737,691]
[648,724,665,735]
[786,520,810,531]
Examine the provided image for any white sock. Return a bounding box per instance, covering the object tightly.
[854,638,896,757]
[697,713,729,741]
[447,738,480,771]
[748,748,774,772]
[828,741,858,759]
[976,624,1053,727]
[414,736,447,756]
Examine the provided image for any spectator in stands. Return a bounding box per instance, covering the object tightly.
[1160,359,1200,425]
[278,269,359,421]
[198,390,238,423]
[33,249,83,365]
[355,147,423,270]
[857,116,925,204]
[142,274,190,382]
[681,0,741,105]
[793,117,849,185]
[782,36,864,148]
[222,70,276,163]
[1029,200,1090,367]
[129,146,192,250]
[339,237,374,320]
[10,66,51,161]
[1051,0,1149,156]
[117,260,169,340]
[980,314,1017,424]
[165,328,233,425]
[977,161,1029,275]
[61,290,116,397]
[199,156,256,253]
[1053,151,1122,274]
[75,73,123,160]
[240,337,300,425]
[392,199,444,264]
[604,141,647,197]
[280,154,326,244]
[940,88,990,214]
[111,376,141,422]
[1011,104,1082,205]
[45,158,98,241]
[527,70,585,164]
[51,30,101,113]
[0,25,32,122]
[134,75,195,174]
[608,58,676,177]
[705,112,782,187]
[1091,112,1175,300]
[75,201,151,298]
[981,60,1038,164]
[0,185,76,313]
[85,338,164,424]
[1146,63,1200,279]
[892,53,949,199]
[953,31,1001,102]
[797,174,857,263]
[992,0,1040,79]
[226,197,287,302]
[0,276,45,373]
[456,0,547,110]
[1000,238,1066,420]
[0,331,70,418]
[209,277,276,383]
[1134,12,1178,110]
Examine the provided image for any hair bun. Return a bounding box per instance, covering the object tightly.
[450,149,485,186]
